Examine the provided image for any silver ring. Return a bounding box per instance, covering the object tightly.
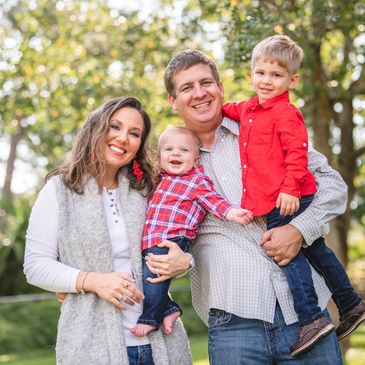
[119,293,124,302]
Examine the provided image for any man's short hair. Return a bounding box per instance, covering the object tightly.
[164,49,221,97]
[251,35,303,75]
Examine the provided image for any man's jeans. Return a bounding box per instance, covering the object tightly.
[267,194,360,325]
[138,236,190,328]
[127,344,154,365]
[208,304,343,364]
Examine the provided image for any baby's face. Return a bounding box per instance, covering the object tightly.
[158,132,199,175]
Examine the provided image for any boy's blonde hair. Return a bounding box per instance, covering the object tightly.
[158,126,201,155]
[251,35,303,76]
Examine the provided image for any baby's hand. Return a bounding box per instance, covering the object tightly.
[226,208,253,225]
[276,193,299,216]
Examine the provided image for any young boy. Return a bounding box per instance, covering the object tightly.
[131,126,253,337]
[223,34,365,357]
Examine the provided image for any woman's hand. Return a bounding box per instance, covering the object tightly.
[56,292,67,303]
[77,272,144,310]
[145,240,191,283]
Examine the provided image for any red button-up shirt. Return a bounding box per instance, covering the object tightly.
[222,92,317,216]
[141,165,232,250]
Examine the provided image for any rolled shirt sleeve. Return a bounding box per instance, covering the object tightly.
[290,146,348,245]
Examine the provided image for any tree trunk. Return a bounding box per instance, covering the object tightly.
[1,123,23,201]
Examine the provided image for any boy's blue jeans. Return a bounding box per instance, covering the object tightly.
[127,344,154,365]
[138,236,191,328]
[267,194,361,326]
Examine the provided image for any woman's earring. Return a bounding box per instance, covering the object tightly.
[132,160,143,181]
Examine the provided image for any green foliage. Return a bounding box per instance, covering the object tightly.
[0,300,59,354]
[0,194,35,295]
[171,277,207,336]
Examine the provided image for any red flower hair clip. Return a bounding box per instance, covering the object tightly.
[132,160,143,181]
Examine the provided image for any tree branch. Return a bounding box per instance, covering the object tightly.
[354,145,365,159]
[351,64,365,94]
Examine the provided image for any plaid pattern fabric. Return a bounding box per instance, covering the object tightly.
[141,165,232,250]
[190,117,348,325]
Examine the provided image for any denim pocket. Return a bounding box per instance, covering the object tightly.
[208,309,232,329]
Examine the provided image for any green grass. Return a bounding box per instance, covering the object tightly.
[0,330,364,365]
[0,349,55,365]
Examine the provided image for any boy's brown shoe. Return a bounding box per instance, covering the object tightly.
[336,300,365,341]
[290,317,335,357]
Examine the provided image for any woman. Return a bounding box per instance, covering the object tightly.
[24,96,192,365]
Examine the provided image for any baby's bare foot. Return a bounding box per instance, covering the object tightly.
[163,311,181,335]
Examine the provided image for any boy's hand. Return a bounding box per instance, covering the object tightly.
[276,193,299,216]
[226,208,253,225]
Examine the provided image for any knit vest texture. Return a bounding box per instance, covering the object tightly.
[55,171,192,365]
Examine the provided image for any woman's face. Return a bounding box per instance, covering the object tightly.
[104,107,144,179]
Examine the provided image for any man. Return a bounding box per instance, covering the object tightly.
[146,49,346,364]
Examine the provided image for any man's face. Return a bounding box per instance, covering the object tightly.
[168,63,224,131]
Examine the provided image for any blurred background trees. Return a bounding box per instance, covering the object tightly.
[0,0,364,317]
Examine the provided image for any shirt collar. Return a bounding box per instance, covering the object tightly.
[220,116,240,136]
[249,91,289,110]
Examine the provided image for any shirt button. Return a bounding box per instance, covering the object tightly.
[151,204,155,208]
[146,220,149,224]
[243,165,247,169]
[243,188,247,192]
[303,143,307,147]
[243,142,247,146]
[248,118,253,123]
[115,220,118,223]
[159,189,163,193]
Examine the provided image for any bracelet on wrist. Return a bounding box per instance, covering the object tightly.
[80,272,90,295]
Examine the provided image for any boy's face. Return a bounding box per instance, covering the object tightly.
[252,58,299,104]
[168,63,224,132]
[158,132,199,176]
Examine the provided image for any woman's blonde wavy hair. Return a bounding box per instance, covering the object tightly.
[47,96,157,195]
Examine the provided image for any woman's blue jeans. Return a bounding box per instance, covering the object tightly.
[208,304,343,364]
[267,194,360,325]
[127,344,154,365]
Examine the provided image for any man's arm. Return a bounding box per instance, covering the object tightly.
[290,146,348,245]
[262,146,348,265]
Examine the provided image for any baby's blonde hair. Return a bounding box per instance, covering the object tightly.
[251,35,303,75]
[157,126,201,155]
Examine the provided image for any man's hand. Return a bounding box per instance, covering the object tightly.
[145,240,191,283]
[276,192,299,216]
[261,224,303,266]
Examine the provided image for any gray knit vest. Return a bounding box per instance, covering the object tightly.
[55,171,192,365]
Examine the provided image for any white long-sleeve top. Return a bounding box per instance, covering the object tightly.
[24,178,149,346]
